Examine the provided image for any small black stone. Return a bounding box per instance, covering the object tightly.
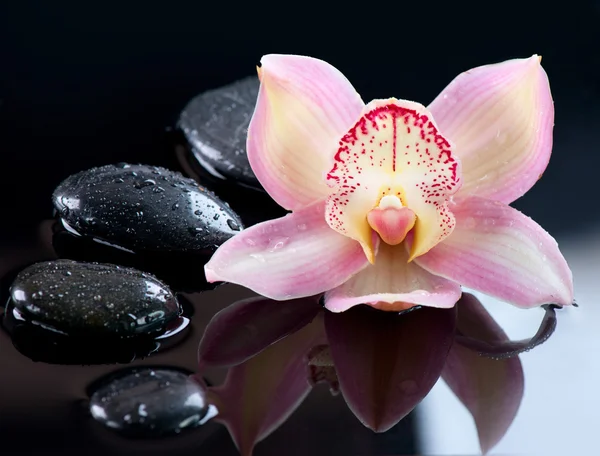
[178,76,261,190]
[9,260,181,337]
[52,164,244,254]
[89,368,210,436]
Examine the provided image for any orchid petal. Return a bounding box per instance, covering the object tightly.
[325,99,461,261]
[248,54,364,210]
[414,196,573,308]
[324,305,456,432]
[442,293,524,454]
[205,202,372,300]
[209,315,325,456]
[324,243,461,312]
[198,295,322,368]
[429,55,553,204]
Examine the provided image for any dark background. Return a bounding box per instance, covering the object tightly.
[0,1,597,454]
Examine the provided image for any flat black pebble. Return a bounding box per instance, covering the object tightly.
[52,163,243,254]
[10,260,180,337]
[89,368,210,436]
[178,76,261,190]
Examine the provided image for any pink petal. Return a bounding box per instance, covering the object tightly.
[208,315,326,456]
[414,196,573,307]
[198,295,321,368]
[248,54,364,210]
[205,202,371,300]
[325,99,461,261]
[324,243,462,312]
[429,55,553,204]
[442,293,524,454]
[324,304,456,432]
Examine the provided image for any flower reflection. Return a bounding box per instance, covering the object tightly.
[197,294,558,455]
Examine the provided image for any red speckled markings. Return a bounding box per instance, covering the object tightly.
[325,99,462,260]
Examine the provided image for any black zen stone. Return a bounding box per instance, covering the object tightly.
[52,163,243,255]
[178,76,261,190]
[88,368,210,436]
[9,260,181,337]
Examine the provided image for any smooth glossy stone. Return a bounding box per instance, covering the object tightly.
[178,76,261,190]
[89,368,211,436]
[52,163,243,254]
[10,260,180,337]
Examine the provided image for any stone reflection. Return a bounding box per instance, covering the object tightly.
[197,293,561,456]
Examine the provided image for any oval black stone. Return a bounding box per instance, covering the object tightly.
[9,260,181,337]
[52,163,243,254]
[89,368,211,436]
[178,76,260,190]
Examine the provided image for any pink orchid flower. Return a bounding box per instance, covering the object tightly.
[205,54,573,311]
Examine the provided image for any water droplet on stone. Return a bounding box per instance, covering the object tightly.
[227,219,240,231]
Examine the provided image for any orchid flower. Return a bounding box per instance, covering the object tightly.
[204,54,573,311]
[198,294,557,455]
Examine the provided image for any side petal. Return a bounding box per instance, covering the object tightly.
[248,54,364,210]
[442,293,524,454]
[208,315,326,456]
[324,243,461,312]
[429,55,553,204]
[205,202,371,300]
[414,196,574,307]
[324,304,456,432]
[198,295,322,368]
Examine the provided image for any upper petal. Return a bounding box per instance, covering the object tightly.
[248,54,364,210]
[324,304,457,432]
[442,293,524,454]
[429,55,553,204]
[205,201,371,300]
[324,242,461,312]
[325,99,461,261]
[414,196,574,307]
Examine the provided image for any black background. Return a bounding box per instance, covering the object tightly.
[0,1,597,454]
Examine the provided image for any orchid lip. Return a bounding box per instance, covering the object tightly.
[367,195,416,247]
[325,99,461,264]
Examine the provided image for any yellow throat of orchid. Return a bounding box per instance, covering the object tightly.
[325,98,462,264]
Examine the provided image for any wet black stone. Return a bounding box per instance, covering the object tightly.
[178,76,260,190]
[9,260,181,337]
[88,368,210,436]
[52,163,244,255]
